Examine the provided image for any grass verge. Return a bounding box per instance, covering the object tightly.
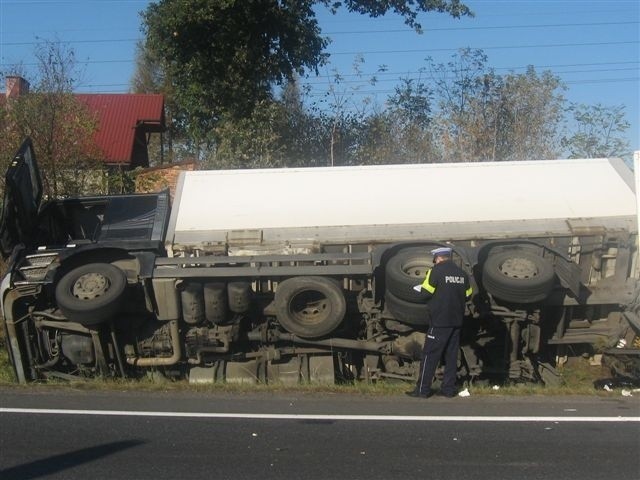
[0,345,617,396]
[0,320,620,396]
[0,328,17,384]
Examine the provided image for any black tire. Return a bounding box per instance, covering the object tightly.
[385,248,434,302]
[482,249,555,303]
[384,290,430,326]
[55,263,127,326]
[274,276,346,338]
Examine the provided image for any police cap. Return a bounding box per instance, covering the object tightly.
[430,247,453,257]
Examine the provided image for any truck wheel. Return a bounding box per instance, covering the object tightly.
[384,290,431,326]
[55,263,127,326]
[274,276,346,339]
[482,249,555,303]
[385,248,434,303]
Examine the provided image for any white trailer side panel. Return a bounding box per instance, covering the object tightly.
[166,158,636,251]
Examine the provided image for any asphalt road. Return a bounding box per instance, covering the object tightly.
[1,387,639,480]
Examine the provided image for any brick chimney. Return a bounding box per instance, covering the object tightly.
[5,76,30,99]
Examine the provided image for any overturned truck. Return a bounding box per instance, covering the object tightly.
[2,138,639,385]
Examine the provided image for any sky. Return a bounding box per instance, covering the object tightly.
[0,0,638,154]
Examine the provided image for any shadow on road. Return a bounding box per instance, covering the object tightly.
[0,439,146,479]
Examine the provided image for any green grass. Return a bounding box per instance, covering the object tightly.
[0,325,618,396]
[0,327,17,384]
[0,357,615,397]
[0,353,15,383]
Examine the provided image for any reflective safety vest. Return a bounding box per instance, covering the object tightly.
[420,259,472,327]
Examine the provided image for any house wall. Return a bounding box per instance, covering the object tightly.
[4,76,30,98]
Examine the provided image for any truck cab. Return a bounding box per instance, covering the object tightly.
[0,138,170,262]
[1,138,170,382]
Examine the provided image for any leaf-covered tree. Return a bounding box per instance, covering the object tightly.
[431,49,564,161]
[355,76,436,164]
[1,41,103,198]
[429,48,493,160]
[561,103,630,159]
[491,67,564,161]
[205,78,329,169]
[139,0,472,149]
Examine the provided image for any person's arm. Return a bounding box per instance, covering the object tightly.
[412,267,437,299]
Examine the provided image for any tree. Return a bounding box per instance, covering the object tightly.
[205,78,330,169]
[491,67,564,161]
[277,78,328,166]
[1,42,104,198]
[386,76,436,162]
[139,0,472,149]
[141,0,326,143]
[429,48,493,161]
[131,40,172,164]
[325,0,472,31]
[562,103,630,159]
[354,76,436,164]
[316,55,381,166]
[430,49,564,161]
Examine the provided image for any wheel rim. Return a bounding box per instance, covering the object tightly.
[72,272,110,300]
[402,259,431,278]
[288,290,330,326]
[499,257,538,279]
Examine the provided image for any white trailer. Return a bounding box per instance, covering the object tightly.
[167,158,636,254]
[2,138,639,385]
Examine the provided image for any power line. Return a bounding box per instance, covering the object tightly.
[1,11,635,38]
[7,19,634,42]
[1,0,149,3]
[306,76,640,91]
[3,20,637,45]
[2,39,636,65]
[330,40,639,56]
[303,61,640,81]
[300,68,640,87]
[2,39,140,47]
[299,77,640,97]
[73,75,639,94]
[323,20,639,35]
[5,56,637,71]
[319,9,634,24]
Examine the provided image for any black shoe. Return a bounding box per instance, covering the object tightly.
[405,389,434,398]
[438,390,457,398]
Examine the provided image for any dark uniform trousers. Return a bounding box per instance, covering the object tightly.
[417,326,461,396]
[414,257,471,396]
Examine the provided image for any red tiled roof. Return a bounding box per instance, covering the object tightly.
[76,94,165,165]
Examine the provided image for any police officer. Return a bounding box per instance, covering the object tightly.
[406,247,472,398]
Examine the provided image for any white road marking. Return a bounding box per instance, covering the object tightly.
[1,408,639,422]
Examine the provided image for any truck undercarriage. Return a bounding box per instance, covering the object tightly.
[4,242,639,386]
